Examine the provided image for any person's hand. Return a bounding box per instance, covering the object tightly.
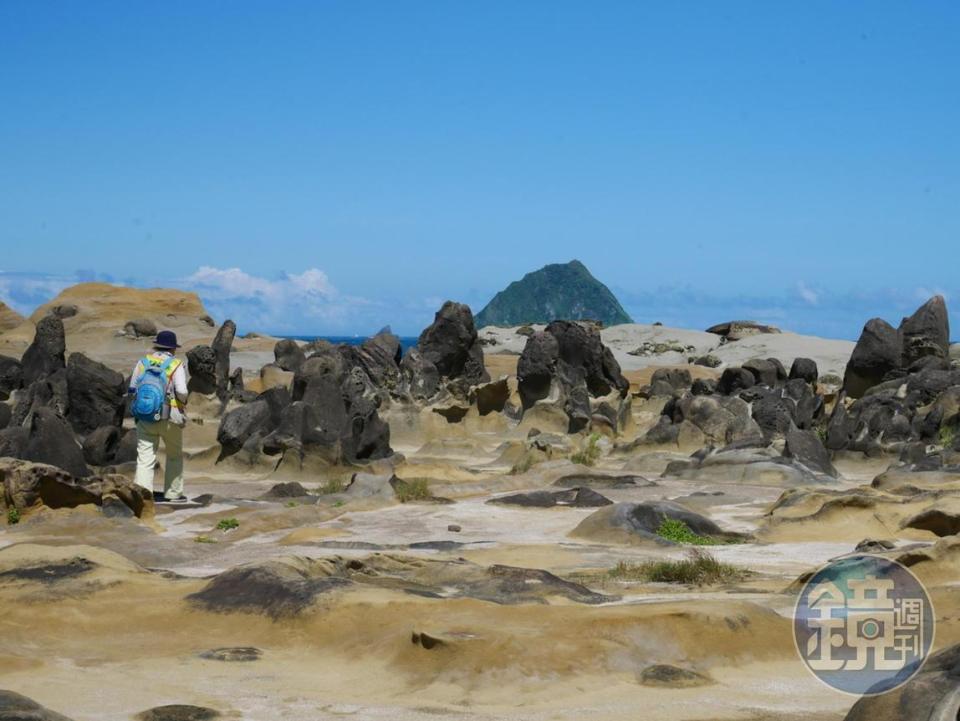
[169,408,187,428]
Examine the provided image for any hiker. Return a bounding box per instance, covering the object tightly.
[129,330,189,501]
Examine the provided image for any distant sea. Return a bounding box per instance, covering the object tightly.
[282,335,419,355]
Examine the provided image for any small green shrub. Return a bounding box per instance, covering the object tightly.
[194,535,217,544]
[609,549,749,586]
[938,424,957,448]
[285,501,300,508]
[216,517,240,532]
[571,433,602,466]
[510,454,537,475]
[656,517,720,546]
[7,508,21,525]
[395,478,431,503]
[814,424,828,444]
[317,478,346,495]
[334,500,345,508]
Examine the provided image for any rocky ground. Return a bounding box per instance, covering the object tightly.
[1,287,959,721]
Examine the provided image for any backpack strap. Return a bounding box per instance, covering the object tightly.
[161,357,184,409]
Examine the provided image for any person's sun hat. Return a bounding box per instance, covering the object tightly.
[153,330,180,350]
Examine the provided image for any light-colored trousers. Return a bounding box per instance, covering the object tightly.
[134,420,184,499]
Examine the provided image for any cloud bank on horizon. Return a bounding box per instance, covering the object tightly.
[0,267,954,342]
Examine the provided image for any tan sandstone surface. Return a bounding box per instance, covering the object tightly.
[0,305,957,721]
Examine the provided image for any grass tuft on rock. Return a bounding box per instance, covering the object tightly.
[317,478,346,495]
[609,549,749,586]
[216,518,240,532]
[939,424,957,448]
[571,433,602,467]
[6,508,21,525]
[656,517,720,546]
[395,478,431,503]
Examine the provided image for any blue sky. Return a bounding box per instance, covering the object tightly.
[0,1,957,337]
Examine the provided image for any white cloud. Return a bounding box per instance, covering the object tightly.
[0,271,75,315]
[915,287,948,302]
[181,266,373,333]
[797,281,819,305]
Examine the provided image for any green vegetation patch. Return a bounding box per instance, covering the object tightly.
[609,549,749,586]
[656,517,721,546]
[394,478,431,503]
[571,433,602,467]
[216,518,240,532]
[317,478,346,495]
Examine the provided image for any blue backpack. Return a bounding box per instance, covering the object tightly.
[131,356,175,422]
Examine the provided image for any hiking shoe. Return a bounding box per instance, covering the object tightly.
[164,495,189,503]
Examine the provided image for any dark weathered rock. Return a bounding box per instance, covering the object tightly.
[716,367,755,395]
[261,401,315,456]
[705,320,780,340]
[11,370,69,427]
[0,427,28,459]
[844,318,902,398]
[216,400,271,461]
[692,354,721,368]
[340,368,391,462]
[517,331,559,409]
[186,345,218,394]
[399,348,440,401]
[789,357,819,384]
[517,321,628,432]
[0,690,74,721]
[228,367,244,394]
[548,320,629,397]
[186,559,352,618]
[260,482,311,500]
[65,352,126,435]
[82,425,123,466]
[355,330,402,392]
[742,358,781,387]
[124,318,157,338]
[212,320,236,396]
[900,295,950,368]
[784,378,823,429]
[418,301,489,386]
[472,377,510,416]
[273,339,306,372]
[110,428,137,466]
[50,304,77,319]
[292,350,345,404]
[22,407,89,477]
[199,647,262,662]
[0,404,9,431]
[670,394,761,444]
[650,368,692,391]
[488,487,612,508]
[825,399,855,451]
[0,354,23,400]
[553,473,655,488]
[20,315,66,385]
[639,664,713,688]
[784,427,837,477]
[751,391,796,438]
[691,378,717,396]
[135,706,221,721]
[572,500,744,544]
